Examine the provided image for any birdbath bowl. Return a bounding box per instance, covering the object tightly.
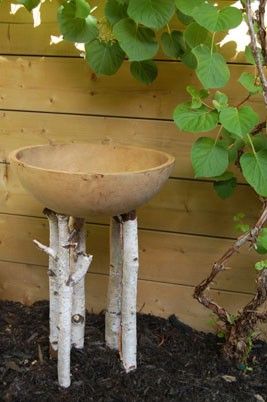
[10,143,175,217]
[9,143,175,388]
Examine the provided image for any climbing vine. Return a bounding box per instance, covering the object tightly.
[12,0,267,363]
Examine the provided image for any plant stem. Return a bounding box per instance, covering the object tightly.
[246,0,267,105]
[211,32,216,55]
[246,133,257,156]
[215,125,223,144]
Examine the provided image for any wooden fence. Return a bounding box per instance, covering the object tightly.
[0,1,262,332]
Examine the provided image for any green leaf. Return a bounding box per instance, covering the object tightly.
[219,106,260,139]
[212,91,228,111]
[17,0,40,11]
[186,85,209,109]
[253,134,267,151]
[255,228,267,254]
[238,72,262,94]
[176,9,193,25]
[173,102,219,133]
[184,22,212,49]
[113,18,159,61]
[58,0,98,43]
[127,0,175,30]
[228,139,245,163]
[255,260,267,271]
[240,150,267,196]
[130,60,158,84]
[192,4,242,32]
[213,171,234,181]
[105,0,128,26]
[85,39,125,75]
[181,49,197,69]
[214,177,237,199]
[175,0,204,16]
[192,45,230,89]
[191,137,229,177]
[161,31,185,59]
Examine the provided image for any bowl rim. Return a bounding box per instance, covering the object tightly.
[9,143,175,176]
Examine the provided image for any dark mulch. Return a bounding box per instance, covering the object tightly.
[0,301,267,402]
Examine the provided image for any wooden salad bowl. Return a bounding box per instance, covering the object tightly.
[9,143,175,217]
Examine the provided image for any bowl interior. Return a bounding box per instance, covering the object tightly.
[14,143,171,174]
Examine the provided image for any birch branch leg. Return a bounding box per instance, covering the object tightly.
[71,218,87,349]
[105,216,123,350]
[121,211,139,373]
[33,208,59,356]
[57,215,72,388]
[46,209,59,356]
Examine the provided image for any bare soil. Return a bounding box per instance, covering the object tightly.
[0,300,267,402]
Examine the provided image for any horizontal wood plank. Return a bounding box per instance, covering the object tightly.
[0,163,259,238]
[0,1,246,63]
[0,110,245,183]
[0,260,255,333]
[0,213,259,293]
[0,22,247,64]
[0,56,263,120]
[0,109,225,181]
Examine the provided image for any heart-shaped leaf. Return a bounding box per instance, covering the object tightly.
[238,72,262,94]
[191,137,229,177]
[161,31,185,59]
[173,102,218,132]
[58,0,98,43]
[113,18,159,61]
[130,60,158,84]
[212,91,228,111]
[192,4,242,32]
[105,0,128,25]
[175,0,204,16]
[192,45,230,88]
[85,39,125,75]
[127,0,175,30]
[184,22,212,49]
[219,106,259,139]
[214,177,237,199]
[240,150,267,196]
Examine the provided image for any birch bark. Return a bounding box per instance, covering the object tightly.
[46,210,59,354]
[33,209,59,355]
[105,216,123,350]
[121,212,139,372]
[57,214,72,388]
[71,220,87,349]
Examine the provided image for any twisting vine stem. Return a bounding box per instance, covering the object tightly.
[194,1,267,362]
[246,0,267,104]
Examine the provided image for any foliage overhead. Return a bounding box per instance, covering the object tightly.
[13,0,267,238]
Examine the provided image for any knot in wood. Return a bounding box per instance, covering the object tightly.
[72,314,84,324]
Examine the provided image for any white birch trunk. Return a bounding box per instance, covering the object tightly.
[47,211,59,354]
[71,220,87,349]
[121,212,139,372]
[57,214,72,388]
[105,217,123,350]
[33,209,59,354]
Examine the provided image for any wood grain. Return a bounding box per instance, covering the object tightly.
[0,110,243,181]
[0,56,263,120]
[0,163,259,238]
[0,1,246,63]
[0,213,259,293]
[0,260,255,333]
